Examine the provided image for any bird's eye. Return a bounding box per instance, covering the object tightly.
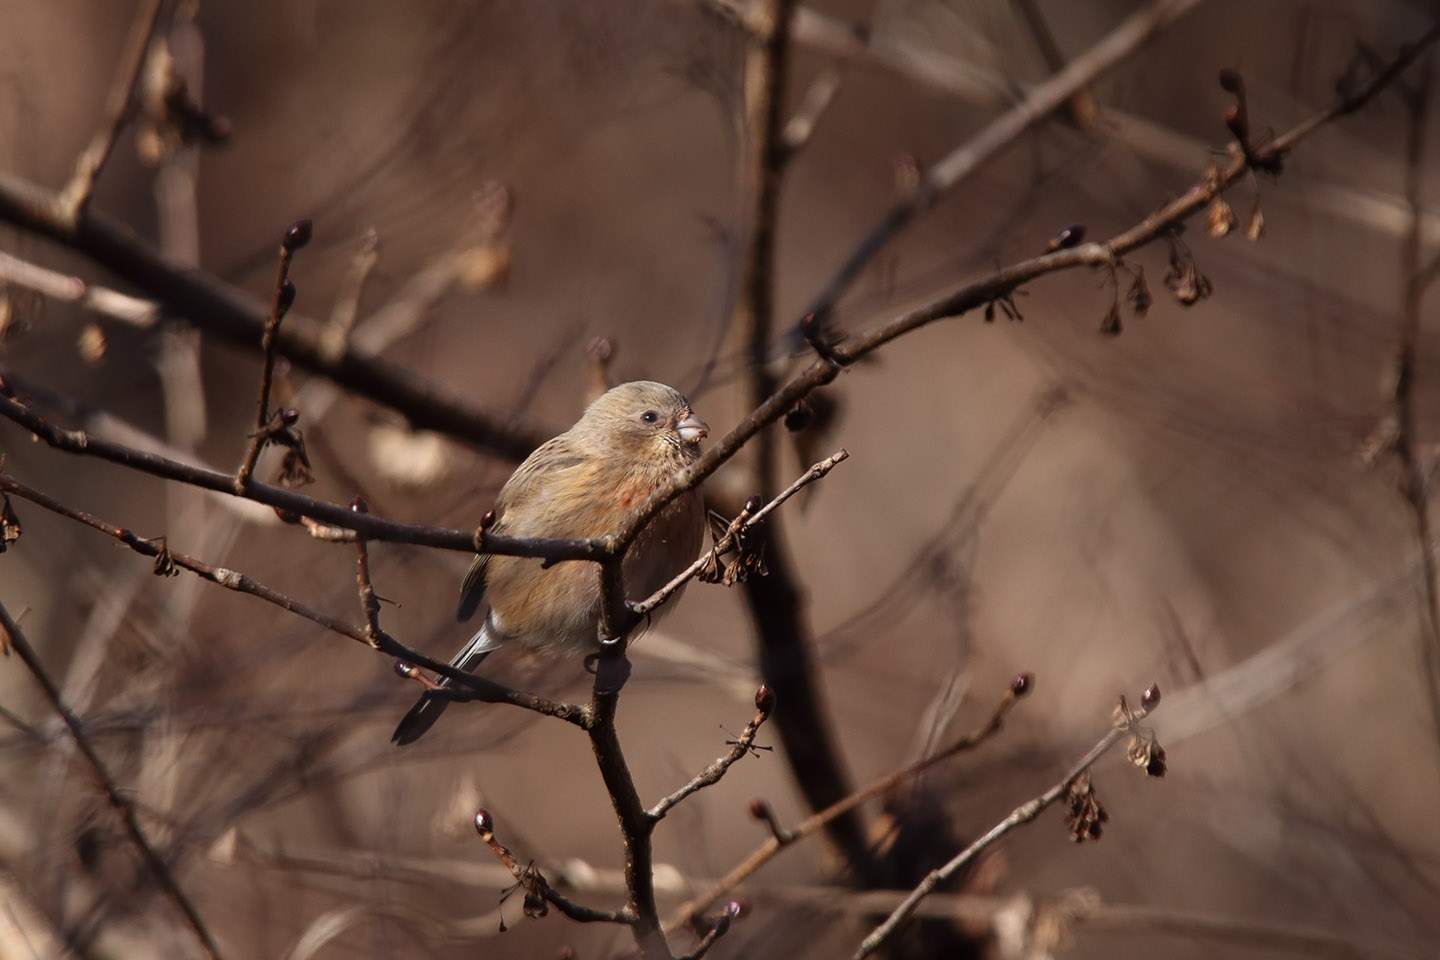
[640,410,659,424]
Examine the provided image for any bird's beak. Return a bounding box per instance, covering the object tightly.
[677,412,709,444]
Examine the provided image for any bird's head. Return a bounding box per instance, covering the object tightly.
[579,380,708,467]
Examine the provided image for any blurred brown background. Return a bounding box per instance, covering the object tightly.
[2,0,1439,957]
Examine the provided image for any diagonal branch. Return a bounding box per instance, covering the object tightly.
[647,685,775,822]
[852,685,1162,959]
[53,0,165,224]
[0,598,224,960]
[799,0,1207,326]
[666,675,1028,932]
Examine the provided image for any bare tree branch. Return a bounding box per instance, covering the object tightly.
[853,685,1162,959]
[0,599,224,960]
[666,675,1028,933]
[53,0,164,224]
[647,685,774,822]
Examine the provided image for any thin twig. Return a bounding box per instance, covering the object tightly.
[53,0,164,224]
[236,220,310,490]
[0,472,586,725]
[350,497,385,645]
[648,686,774,821]
[473,810,631,924]
[852,686,1161,959]
[0,599,224,960]
[665,676,1027,932]
[633,449,849,617]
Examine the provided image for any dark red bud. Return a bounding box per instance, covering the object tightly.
[283,219,313,251]
[745,495,762,514]
[281,408,300,426]
[754,684,775,714]
[1142,683,1161,709]
[748,798,769,820]
[474,808,493,835]
[1011,673,1033,697]
[276,279,297,317]
[480,509,497,530]
[728,899,748,918]
[1048,224,1086,251]
[273,506,301,524]
[350,496,368,513]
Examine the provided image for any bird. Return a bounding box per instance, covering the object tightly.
[392,381,709,744]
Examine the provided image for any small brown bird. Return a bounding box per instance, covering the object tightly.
[392,381,709,744]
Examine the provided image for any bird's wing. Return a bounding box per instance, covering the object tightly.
[455,434,589,621]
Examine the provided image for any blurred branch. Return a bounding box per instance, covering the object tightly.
[0,472,585,724]
[1386,57,1440,753]
[1014,0,1100,130]
[0,250,159,326]
[0,172,549,459]
[728,0,883,883]
[777,66,843,160]
[853,685,1163,959]
[235,221,309,490]
[666,675,1027,933]
[797,0,1206,327]
[53,0,164,224]
[0,599,224,960]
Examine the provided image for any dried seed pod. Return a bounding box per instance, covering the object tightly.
[1245,198,1265,241]
[1206,195,1237,238]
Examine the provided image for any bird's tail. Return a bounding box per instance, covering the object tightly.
[391,621,501,745]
